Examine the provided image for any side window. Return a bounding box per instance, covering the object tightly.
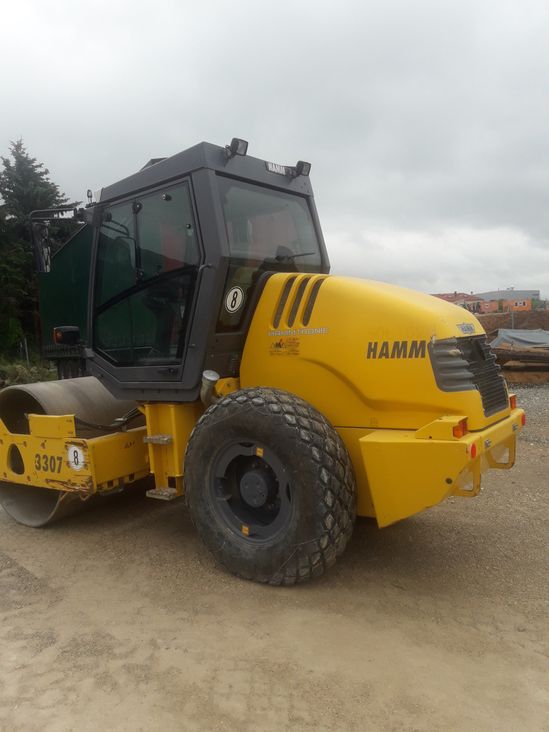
[93,182,201,367]
[95,202,135,306]
[137,186,200,279]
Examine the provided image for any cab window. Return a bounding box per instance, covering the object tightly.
[93,182,201,366]
[217,178,322,330]
[218,178,322,267]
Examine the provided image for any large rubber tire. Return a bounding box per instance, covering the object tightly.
[185,388,356,585]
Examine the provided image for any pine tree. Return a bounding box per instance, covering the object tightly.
[0,209,27,351]
[0,140,71,355]
[0,139,68,220]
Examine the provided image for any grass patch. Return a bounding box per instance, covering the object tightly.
[0,359,55,388]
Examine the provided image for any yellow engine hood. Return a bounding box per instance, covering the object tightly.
[240,273,509,431]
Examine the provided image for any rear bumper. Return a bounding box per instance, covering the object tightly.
[359,408,525,527]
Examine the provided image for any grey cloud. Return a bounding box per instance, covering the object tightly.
[1,0,548,296]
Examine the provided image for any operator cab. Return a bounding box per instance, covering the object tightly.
[38,139,329,401]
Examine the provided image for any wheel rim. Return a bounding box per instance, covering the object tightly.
[210,441,293,542]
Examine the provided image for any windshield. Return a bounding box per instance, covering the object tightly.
[217,177,322,268]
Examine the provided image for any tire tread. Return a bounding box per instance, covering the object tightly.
[185,387,356,585]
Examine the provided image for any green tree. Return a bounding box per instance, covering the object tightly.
[0,139,68,220]
[0,140,70,355]
[0,212,27,350]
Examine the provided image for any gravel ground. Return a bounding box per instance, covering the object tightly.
[511,383,549,444]
[0,386,547,731]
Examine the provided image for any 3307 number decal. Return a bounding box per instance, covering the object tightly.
[32,446,85,473]
[34,454,63,473]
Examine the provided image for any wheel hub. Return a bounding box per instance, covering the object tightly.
[239,468,270,508]
[210,441,292,542]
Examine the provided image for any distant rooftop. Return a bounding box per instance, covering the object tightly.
[474,289,540,301]
[432,292,481,303]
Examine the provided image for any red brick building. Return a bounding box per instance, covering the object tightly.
[432,292,483,312]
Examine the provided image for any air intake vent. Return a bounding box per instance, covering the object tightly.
[302,278,325,326]
[273,277,297,328]
[272,275,327,329]
[287,277,311,326]
[430,335,508,417]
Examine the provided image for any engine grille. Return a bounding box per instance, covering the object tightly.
[429,335,508,417]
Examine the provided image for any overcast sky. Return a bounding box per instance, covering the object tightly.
[2,0,548,296]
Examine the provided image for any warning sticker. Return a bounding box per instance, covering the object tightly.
[270,337,300,356]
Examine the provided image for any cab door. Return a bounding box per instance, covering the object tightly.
[91,180,203,385]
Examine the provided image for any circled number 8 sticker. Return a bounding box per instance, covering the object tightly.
[67,445,85,471]
[225,286,244,314]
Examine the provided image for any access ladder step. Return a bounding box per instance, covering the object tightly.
[143,434,173,445]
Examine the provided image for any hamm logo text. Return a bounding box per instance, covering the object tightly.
[366,340,427,359]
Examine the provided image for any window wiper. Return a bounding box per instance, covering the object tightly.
[95,265,198,315]
[274,251,316,262]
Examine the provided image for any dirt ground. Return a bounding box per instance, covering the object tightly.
[477,309,549,335]
[0,386,547,731]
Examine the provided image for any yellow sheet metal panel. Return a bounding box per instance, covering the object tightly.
[87,427,149,487]
[359,409,524,526]
[414,415,469,440]
[216,378,240,397]
[27,414,77,439]
[0,416,150,496]
[0,429,94,494]
[336,427,376,517]
[360,431,465,526]
[241,273,506,433]
[143,403,203,493]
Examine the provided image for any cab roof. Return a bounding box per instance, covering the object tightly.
[97,141,315,204]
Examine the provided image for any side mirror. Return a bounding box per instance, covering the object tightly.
[31,221,51,273]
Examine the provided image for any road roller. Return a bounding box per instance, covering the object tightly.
[0,138,525,584]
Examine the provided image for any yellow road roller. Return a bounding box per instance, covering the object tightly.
[0,138,525,584]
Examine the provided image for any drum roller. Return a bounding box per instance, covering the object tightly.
[0,377,137,527]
